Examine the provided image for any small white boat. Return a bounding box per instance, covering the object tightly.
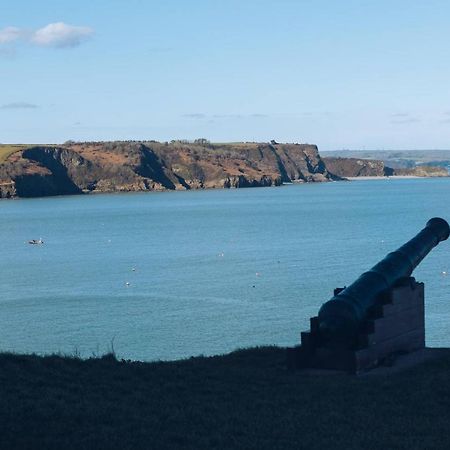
[28,238,44,245]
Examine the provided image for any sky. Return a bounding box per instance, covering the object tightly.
[1,0,450,150]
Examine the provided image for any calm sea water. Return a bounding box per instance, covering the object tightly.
[1,178,450,361]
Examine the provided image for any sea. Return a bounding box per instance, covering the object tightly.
[1,177,450,361]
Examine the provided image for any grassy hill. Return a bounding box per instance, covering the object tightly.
[0,347,449,449]
[322,150,450,169]
[0,144,28,163]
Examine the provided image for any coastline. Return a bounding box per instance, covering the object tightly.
[1,141,448,200]
[346,175,422,181]
[0,174,444,201]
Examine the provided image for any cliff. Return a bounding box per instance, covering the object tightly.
[0,141,338,199]
[323,157,394,177]
[323,156,448,178]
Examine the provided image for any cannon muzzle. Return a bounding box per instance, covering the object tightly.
[318,217,449,342]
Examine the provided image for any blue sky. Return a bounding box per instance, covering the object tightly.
[1,0,450,149]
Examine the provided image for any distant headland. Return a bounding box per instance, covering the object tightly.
[0,141,447,199]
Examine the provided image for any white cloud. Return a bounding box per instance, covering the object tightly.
[0,26,22,44]
[0,23,94,53]
[31,22,94,48]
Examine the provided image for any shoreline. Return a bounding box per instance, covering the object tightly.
[346,175,422,181]
[1,175,447,201]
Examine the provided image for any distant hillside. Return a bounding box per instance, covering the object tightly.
[323,156,448,178]
[322,150,450,170]
[394,165,449,177]
[0,141,339,199]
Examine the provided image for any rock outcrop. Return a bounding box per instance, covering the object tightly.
[0,181,15,198]
[323,157,394,177]
[0,141,339,199]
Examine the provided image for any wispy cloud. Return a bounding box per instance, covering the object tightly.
[31,22,94,48]
[0,22,94,53]
[0,26,21,44]
[183,113,268,120]
[145,46,173,53]
[0,102,39,109]
[391,118,420,124]
[390,112,420,124]
[182,113,206,119]
[212,114,240,119]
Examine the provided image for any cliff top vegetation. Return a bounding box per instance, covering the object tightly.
[0,144,29,163]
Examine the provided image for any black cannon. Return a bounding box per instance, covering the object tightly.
[318,217,449,343]
[288,217,450,373]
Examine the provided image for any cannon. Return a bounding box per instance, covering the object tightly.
[318,217,449,342]
[288,218,450,373]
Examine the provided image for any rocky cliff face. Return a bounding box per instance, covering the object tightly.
[322,157,394,177]
[0,181,16,198]
[0,141,338,199]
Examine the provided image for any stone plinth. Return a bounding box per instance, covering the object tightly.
[287,277,425,374]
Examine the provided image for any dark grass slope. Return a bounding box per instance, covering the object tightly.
[1,347,450,449]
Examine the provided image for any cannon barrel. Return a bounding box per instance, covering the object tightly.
[318,217,450,342]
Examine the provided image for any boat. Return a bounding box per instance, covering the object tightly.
[28,238,44,245]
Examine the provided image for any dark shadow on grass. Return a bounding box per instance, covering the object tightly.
[0,346,450,449]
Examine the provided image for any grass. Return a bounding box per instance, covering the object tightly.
[0,144,60,164]
[0,144,30,163]
[0,144,32,163]
[0,346,449,449]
